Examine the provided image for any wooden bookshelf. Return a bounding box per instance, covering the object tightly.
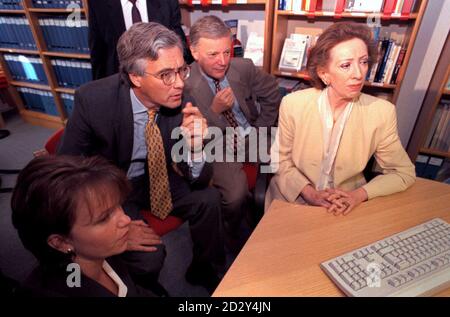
[271,0,428,104]
[0,0,90,127]
[408,32,450,161]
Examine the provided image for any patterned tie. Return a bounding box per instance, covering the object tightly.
[213,79,239,155]
[145,109,173,220]
[129,0,142,24]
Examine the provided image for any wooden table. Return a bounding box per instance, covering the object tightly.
[213,178,450,297]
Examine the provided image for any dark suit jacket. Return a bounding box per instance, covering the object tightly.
[89,0,193,80]
[19,256,154,297]
[184,58,281,132]
[58,73,212,205]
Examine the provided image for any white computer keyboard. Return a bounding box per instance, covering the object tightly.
[320,218,450,296]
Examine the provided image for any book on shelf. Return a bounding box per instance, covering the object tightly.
[0,0,23,10]
[345,0,384,13]
[424,106,443,148]
[429,101,450,151]
[31,0,84,8]
[0,17,37,50]
[278,35,308,72]
[422,156,445,180]
[415,154,429,177]
[243,32,264,67]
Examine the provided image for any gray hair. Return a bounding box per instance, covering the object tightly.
[117,22,183,77]
[189,15,231,47]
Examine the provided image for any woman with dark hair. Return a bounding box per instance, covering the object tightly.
[266,22,415,214]
[11,155,154,297]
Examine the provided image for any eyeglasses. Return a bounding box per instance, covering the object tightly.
[144,65,191,86]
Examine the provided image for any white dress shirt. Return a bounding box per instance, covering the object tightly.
[120,0,149,30]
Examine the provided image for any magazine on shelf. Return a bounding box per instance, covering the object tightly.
[278,35,308,72]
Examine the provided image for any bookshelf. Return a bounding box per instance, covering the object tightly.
[179,0,275,73]
[0,0,88,129]
[408,32,450,161]
[271,0,428,104]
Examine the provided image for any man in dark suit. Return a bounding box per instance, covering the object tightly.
[88,0,193,80]
[184,16,281,253]
[59,22,224,294]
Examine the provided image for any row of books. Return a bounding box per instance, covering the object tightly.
[39,18,89,53]
[3,54,48,84]
[51,58,92,88]
[17,87,58,116]
[415,155,446,181]
[278,0,419,16]
[367,37,406,85]
[424,100,450,152]
[61,92,74,116]
[0,0,22,10]
[0,17,37,50]
[32,0,84,8]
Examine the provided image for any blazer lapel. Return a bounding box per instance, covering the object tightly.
[115,75,134,170]
[108,0,126,36]
[189,63,228,129]
[226,64,253,121]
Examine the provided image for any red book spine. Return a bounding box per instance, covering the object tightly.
[201,0,209,7]
[307,0,317,18]
[383,0,397,19]
[334,0,346,18]
[222,0,228,6]
[401,0,414,20]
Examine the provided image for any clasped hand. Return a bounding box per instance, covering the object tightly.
[211,87,235,114]
[300,185,367,215]
[127,220,162,252]
[181,102,208,154]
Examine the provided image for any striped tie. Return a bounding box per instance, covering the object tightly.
[213,79,239,155]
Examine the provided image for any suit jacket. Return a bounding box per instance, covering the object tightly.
[19,256,154,297]
[58,73,212,204]
[88,0,192,80]
[184,58,281,132]
[266,88,416,207]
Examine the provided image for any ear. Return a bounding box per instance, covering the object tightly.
[128,73,143,88]
[47,234,72,254]
[317,67,329,86]
[190,45,199,61]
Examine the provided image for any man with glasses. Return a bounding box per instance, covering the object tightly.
[59,22,225,295]
[185,16,281,254]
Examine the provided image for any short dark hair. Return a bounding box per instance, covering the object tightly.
[11,155,130,268]
[307,22,377,89]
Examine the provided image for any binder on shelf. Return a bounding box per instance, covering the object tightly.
[423,156,444,180]
[414,154,429,177]
[401,0,415,19]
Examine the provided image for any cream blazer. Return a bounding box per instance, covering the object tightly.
[266,88,416,209]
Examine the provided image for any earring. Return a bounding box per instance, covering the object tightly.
[67,248,74,255]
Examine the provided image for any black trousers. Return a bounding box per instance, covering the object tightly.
[121,174,225,283]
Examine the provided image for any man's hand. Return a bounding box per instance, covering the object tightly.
[325,187,368,215]
[300,185,332,208]
[181,102,208,153]
[127,220,162,252]
[211,87,235,114]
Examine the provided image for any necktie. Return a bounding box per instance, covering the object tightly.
[129,0,142,24]
[145,109,173,220]
[213,79,239,155]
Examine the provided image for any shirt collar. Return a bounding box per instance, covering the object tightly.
[130,88,158,114]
